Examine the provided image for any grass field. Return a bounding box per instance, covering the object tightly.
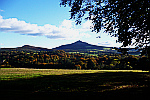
[0,68,149,99]
[0,68,149,80]
[0,68,103,80]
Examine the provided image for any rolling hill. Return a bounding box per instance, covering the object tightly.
[53,40,140,55]
[0,45,52,52]
[52,40,119,54]
[53,40,112,50]
[0,40,140,55]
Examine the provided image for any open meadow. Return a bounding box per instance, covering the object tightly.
[1,68,148,80]
[0,68,150,99]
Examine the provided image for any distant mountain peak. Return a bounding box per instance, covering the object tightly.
[23,45,30,46]
[74,40,86,44]
[75,40,82,43]
[53,40,107,50]
[17,45,52,51]
[22,45,32,47]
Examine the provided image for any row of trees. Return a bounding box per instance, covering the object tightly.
[0,50,149,70]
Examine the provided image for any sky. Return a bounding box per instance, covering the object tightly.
[0,0,124,49]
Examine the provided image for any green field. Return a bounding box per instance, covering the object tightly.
[0,68,149,99]
[0,68,104,80]
[0,68,148,80]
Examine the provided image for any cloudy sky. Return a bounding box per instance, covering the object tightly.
[0,0,123,49]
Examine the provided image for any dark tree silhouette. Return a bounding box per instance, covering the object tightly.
[60,0,150,69]
[60,0,150,48]
[87,58,96,69]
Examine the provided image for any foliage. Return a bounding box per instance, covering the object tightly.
[60,0,150,49]
[87,58,96,69]
[0,50,149,70]
[60,0,150,70]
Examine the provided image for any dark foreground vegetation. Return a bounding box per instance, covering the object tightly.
[0,69,149,99]
[0,50,149,70]
[1,50,149,99]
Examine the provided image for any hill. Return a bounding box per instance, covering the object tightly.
[53,40,111,50]
[0,45,52,52]
[53,40,140,55]
[0,40,140,55]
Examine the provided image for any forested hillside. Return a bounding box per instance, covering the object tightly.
[0,50,149,70]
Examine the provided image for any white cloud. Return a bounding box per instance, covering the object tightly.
[82,20,93,30]
[0,9,4,12]
[80,33,91,38]
[60,19,73,29]
[0,15,91,40]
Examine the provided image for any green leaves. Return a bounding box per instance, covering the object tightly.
[61,0,150,49]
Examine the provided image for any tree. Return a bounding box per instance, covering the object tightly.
[117,48,129,55]
[61,0,150,47]
[75,64,82,69]
[87,58,96,69]
[61,0,150,69]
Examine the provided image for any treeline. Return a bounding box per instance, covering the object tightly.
[0,50,149,70]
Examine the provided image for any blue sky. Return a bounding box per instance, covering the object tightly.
[0,0,124,49]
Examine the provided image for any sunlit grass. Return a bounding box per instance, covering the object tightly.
[97,70,149,72]
[0,68,149,98]
[0,68,149,80]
